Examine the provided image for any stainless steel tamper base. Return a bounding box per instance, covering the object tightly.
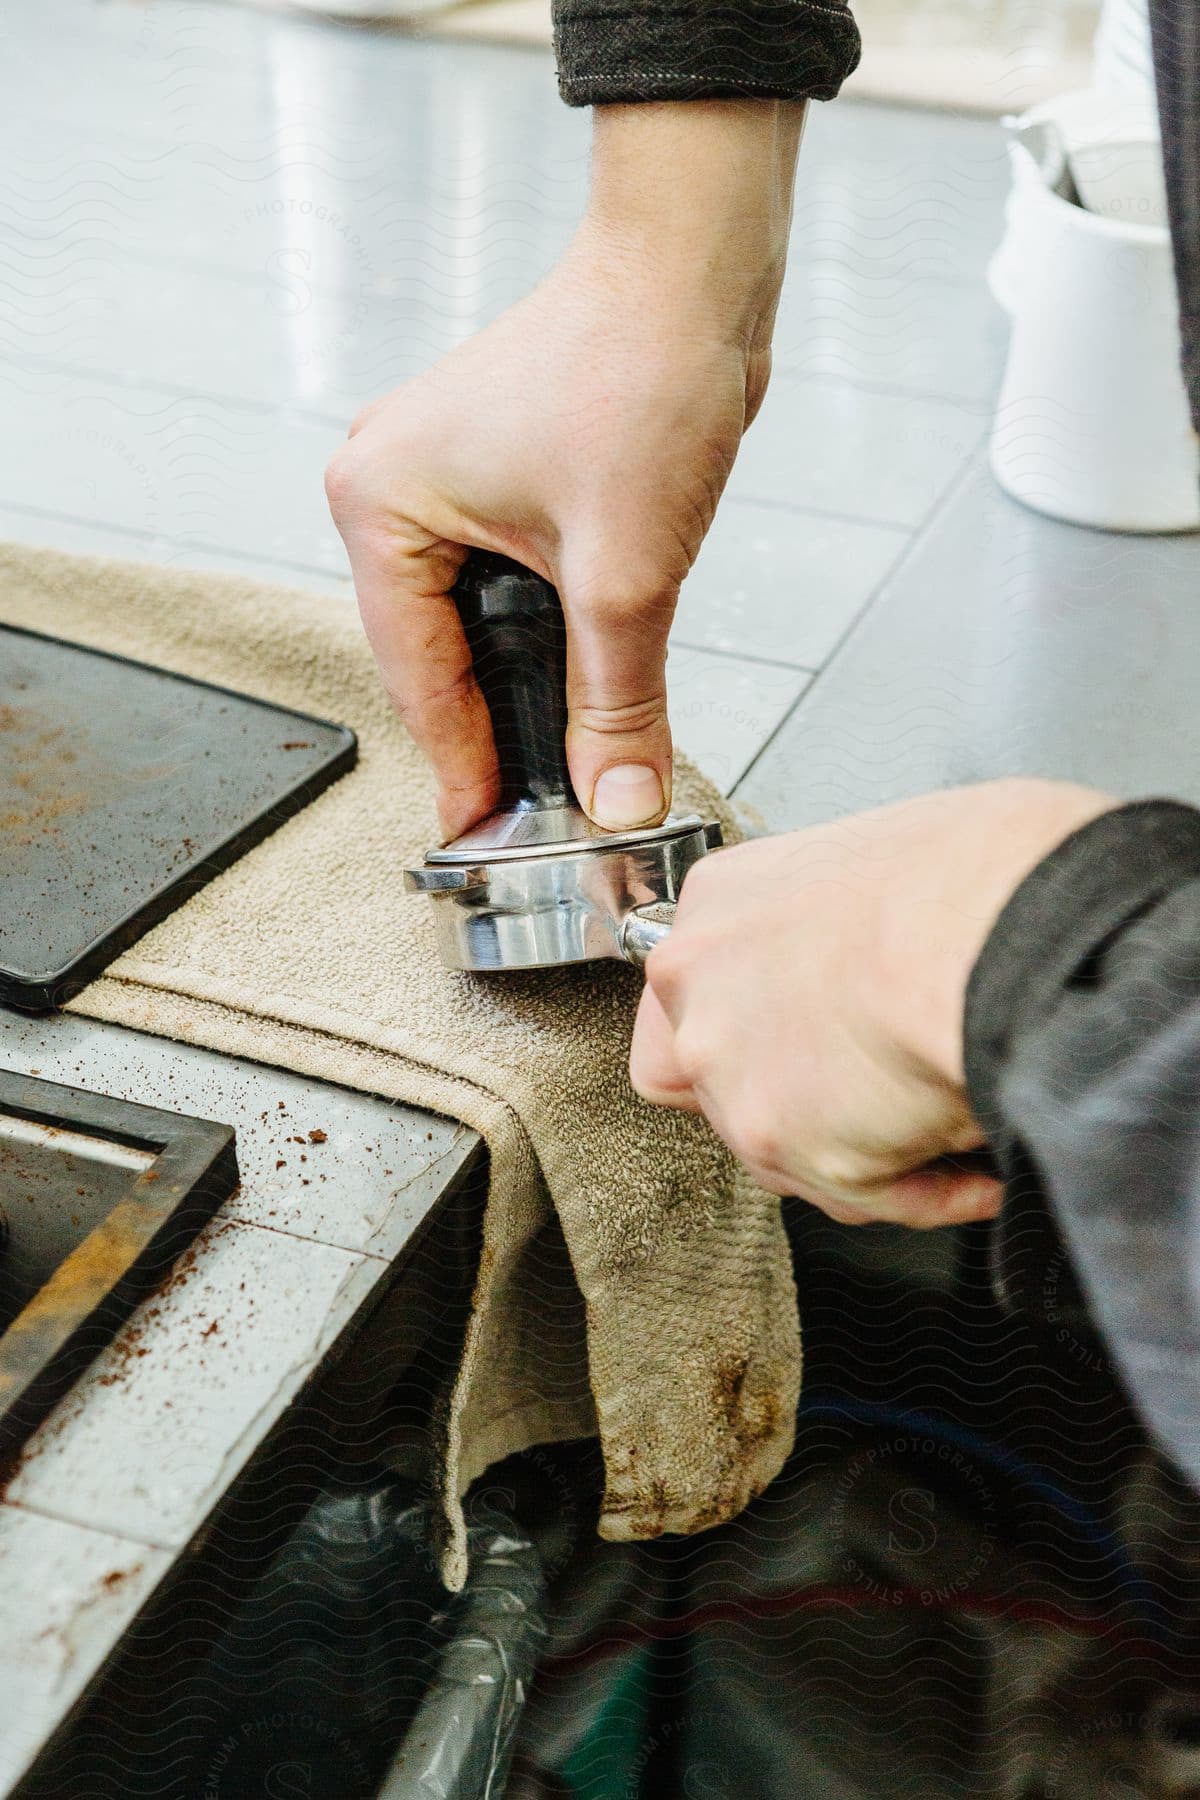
[404,803,722,973]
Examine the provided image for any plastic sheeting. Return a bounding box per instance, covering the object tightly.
[181,1474,545,1800]
[379,1513,546,1797]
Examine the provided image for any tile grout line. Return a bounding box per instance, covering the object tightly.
[0,1493,176,1554]
[0,225,579,314]
[0,501,824,680]
[0,351,351,433]
[769,366,1000,408]
[0,501,352,586]
[719,492,929,533]
[0,346,992,465]
[0,495,905,595]
[0,460,937,556]
[0,218,996,307]
[729,437,990,802]
[669,636,816,676]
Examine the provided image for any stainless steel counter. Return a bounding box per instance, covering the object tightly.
[0,1008,478,1795]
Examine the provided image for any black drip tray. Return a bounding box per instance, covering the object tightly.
[0,624,356,1010]
[0,1069,237,1459]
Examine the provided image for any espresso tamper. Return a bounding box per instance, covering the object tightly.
[404,552,721,972]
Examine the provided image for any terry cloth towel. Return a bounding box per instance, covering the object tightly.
[0,541,800,1589]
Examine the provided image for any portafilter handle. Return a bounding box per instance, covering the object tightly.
[620,907,675,967]
[453,550,575,812]
[440,551,688,970]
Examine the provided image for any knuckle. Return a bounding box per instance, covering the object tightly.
[679,852,719,901]
[670,1020,719,1090]
[570,693,668,738]
[391,660,477,723]
[602,590,673,632]
[808,1146,874,1194]
[323,447,360,517]
[644,932,689,995]
[674,855,733,931]
[573,574,675,632]
[731,1106,785,1178]
[628,1044,668,1103]
[347,398,382,437]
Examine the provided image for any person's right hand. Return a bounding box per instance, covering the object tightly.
[325,100,805,841]
[629,779,1117,1226]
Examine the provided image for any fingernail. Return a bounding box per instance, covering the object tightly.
[591,764,665,829]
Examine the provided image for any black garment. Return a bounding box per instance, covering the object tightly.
[551,0,861,106]
[551,1,1198,433]
[550,0,1200,1489]
[965,40,1200,1487]
[966,802,1200,1494]
[1151,1,1200,431]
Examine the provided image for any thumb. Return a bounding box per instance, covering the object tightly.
[556,547,676,830]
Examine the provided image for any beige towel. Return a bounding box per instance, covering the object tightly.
[0,541,800,1588]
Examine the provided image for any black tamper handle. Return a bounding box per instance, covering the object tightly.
[452,550,577,810]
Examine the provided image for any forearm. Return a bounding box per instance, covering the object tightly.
[583,101,805,343]
[965,801,1200,1484]
[554,0,855,347]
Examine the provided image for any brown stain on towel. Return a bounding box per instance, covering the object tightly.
[0,539,801,1590]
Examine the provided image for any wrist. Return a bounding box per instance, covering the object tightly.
[964,797,1200,1129]
[580,100,805,342]
[875,782,1118,1093]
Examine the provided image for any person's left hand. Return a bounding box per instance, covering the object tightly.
[629,779,1115,1226]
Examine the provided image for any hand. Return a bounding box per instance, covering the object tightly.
[325,101,805,841]
[629,780,1117,1227]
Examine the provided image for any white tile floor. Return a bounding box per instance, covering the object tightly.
[2,0,1196,827]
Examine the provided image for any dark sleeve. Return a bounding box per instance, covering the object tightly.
[1149,1,1200,430]
[964,800,1200,1489]
[552,0,861,106]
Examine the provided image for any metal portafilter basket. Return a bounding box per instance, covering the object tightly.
[404,551,722,973]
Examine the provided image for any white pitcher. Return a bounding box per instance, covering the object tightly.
[989,98,1199,535]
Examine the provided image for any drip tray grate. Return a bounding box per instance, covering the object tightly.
[0,1069,237,1460]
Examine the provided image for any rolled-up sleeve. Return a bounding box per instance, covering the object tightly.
[552,0,862,105]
